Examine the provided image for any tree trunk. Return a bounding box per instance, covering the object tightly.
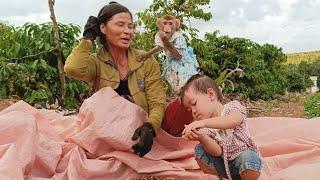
[48,0,66,105]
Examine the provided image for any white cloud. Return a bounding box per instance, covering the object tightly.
[0,0,319,53]
[192,0,320,52]
[2,13,50,25]
[1,0,47,16]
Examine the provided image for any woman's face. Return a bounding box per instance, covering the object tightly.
[100,12,133,49]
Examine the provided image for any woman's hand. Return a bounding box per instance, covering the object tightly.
[83,16,100,41]
[131,122,156,157]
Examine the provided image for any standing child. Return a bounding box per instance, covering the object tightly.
[181,74,262,180]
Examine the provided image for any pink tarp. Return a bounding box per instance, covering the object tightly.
[0,87,319,180]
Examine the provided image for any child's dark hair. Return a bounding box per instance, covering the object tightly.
[180,74,223,104]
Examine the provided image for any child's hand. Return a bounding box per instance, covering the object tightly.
[182,129,197,140]
[182,129,207,141]
[182,121,205,136]
[193,129,207,141]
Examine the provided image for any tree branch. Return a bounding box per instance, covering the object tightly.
[4,48,57,62]
[48,0,66,105]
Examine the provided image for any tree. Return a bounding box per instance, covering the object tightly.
[48,0,66,104]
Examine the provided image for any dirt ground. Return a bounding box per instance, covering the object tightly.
[245,93,306,118]
[0,99,19,112]
[0,95,306,118]
[247,101,304,118]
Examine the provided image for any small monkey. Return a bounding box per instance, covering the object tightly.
[138,15,199,93]
[137,15,182,61]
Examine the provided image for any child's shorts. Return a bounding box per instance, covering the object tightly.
[195,144,262,180]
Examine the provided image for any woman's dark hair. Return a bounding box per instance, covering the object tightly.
[180,74,223,104]
[97,2,132,46]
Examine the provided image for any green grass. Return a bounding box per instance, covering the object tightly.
[286,50,320,64]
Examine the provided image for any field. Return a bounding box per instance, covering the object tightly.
[286,50,320,64]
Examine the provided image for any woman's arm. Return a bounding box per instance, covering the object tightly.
[64,39,97,84]
[143,57,166,131]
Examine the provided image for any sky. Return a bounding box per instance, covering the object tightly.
[1,0,319,53]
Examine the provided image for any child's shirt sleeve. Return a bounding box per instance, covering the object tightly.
[223,101,247,120]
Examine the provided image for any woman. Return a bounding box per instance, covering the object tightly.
[64,2,166,157]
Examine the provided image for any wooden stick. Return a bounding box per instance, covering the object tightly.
[137,46,163,61]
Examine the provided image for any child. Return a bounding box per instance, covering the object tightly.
[181,74,262,180]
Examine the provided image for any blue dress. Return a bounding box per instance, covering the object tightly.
[155,31,199,93]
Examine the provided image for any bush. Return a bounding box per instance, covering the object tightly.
[298,60,320,87]
[191,32,288,100]
[304,93,320,118]
[283,64,310,92]
[0,22,91,108]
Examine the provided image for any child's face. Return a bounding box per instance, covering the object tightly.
[182,87,216,120]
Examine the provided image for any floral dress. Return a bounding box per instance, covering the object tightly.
[155,31,199,93]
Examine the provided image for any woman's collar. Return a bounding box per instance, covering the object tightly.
[98,46,144,72]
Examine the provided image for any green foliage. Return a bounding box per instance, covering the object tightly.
[0,22,90,108]
[190,31,288,100]
[64,77,91,109]
[132,0,212,51]
[298,60,320,87]
[0,22,81,62]
[0,60,56,103]
[283,64,310,92]
[304,93,320,118]
[277,60,320,95]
